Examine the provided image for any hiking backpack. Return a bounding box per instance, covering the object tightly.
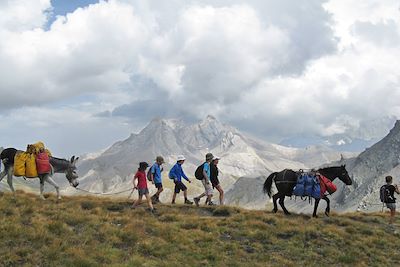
[195,163,206,180]
[293,174,306,196]
[380,185,391,203]
[147,166,153,182]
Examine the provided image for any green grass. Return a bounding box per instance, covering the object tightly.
[0,192,399,266]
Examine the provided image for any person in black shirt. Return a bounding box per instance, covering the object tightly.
[210,156,224,205]
[384,176,400,224]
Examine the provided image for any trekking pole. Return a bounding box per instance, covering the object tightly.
[127,188,135,200]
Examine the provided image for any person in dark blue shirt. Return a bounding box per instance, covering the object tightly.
[169,155,193,205]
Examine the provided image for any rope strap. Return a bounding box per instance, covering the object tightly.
[75,187,134,196]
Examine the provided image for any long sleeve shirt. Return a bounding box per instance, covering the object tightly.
[169,163,189,182]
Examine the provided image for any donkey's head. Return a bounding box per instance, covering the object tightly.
[337,165,352,185]
[66,156,79,187]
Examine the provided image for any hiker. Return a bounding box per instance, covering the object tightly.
[194,153,214,206]
[150,156,165,203]
[382,176,400,224]
[169,155,193,204]
[132,162,155,212]
[210,156,224,205]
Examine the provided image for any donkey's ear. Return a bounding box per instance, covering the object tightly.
[74,157,79,164]
[71,156,75,163]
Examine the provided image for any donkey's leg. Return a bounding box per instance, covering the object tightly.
[0,168,7,183]
[44,175,61,200]
[323,196,330,216]
[279,194,291,215]
[6,167,16,195]
[313,198,320,218]
[272,193,279,213]
[39,176,46,200]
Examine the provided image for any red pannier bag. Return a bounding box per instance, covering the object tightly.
[36,152,51,175]
[319,174,337,195]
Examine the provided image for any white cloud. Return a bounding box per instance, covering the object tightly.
[0,0,399,154]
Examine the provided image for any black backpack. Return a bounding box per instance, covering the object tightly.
[147,165,154,182]
[380,185,390,203]
[195,163,205,180]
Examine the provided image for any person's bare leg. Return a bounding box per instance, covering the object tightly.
[133,195,143,207]
[389,209,396,224]
[172,192,177,204]
[145,193,154,210]
[216,185,224,205]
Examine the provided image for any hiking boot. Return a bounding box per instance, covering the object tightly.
[185,199,193,205]
[151,195,160,204]
[147,208,156,213]
[194,197,200,207]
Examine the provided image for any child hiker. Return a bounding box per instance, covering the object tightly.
[382,175,400,224]
[132,162,155,212]
[169,155,193,205]
[150,156,165,203]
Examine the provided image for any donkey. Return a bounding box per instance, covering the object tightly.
[263,165,352,217]
[0,148,79,199]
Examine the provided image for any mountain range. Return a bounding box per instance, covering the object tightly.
[69,116,356,203]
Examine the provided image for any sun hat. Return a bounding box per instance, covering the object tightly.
[177,155,186,161]
[205,153,214,161]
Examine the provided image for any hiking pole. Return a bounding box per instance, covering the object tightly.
[127,188,135,200]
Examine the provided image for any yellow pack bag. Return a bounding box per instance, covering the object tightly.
[25,153,38,178]
[28,141,46,154]
[14,152,28,177]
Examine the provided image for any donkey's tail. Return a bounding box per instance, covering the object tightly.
[263,172,277,198]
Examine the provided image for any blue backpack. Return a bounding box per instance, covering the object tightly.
[293,174,306,196]
[311,176,321,199]
[294,173,321,199]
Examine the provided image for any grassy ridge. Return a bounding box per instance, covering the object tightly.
[0,192,399,267]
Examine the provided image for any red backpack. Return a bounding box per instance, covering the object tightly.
[36,152,51,175]
[319,175,337,195]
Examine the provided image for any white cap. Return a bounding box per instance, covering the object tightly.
[213,155,220,160]
[177,155,186,161]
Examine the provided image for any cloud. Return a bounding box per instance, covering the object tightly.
[1,0,400,154]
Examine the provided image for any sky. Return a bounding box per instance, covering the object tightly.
[0,0,399,156]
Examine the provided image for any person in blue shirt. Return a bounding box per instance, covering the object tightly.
[169,155,193,205]
[194,153,214,206]
[150,156,165,203]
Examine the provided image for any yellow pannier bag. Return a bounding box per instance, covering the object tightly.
[25,153,38,178]
[14,152,28,177]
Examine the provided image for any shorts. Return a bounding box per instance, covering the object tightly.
[211,178,220,188]
[174,181,187,193]
[386,202,396,211]
[155,183,163,189]
[202,179,214,196]
[138,188,149,196]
